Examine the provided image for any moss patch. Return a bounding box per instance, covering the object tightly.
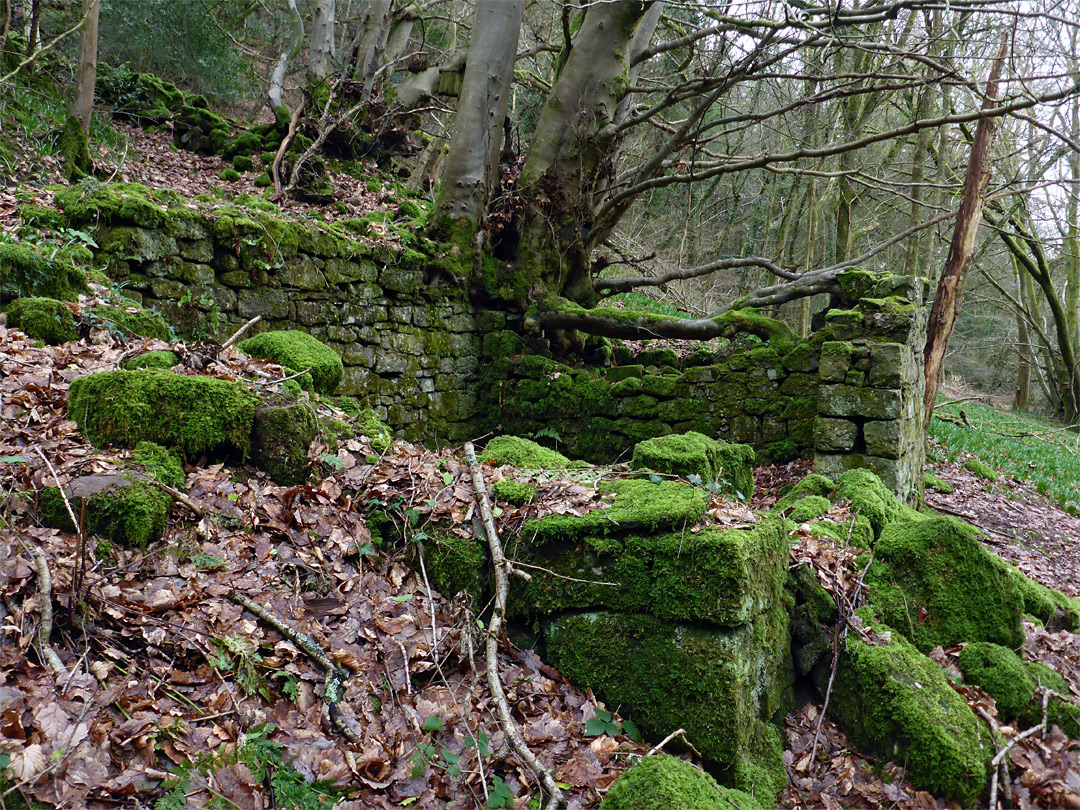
[599,754,764,810]
[999,564,1080,631]
[492,479,537,506]
[924,473,954,494]
[6,297,77,344]
[239,330,344,395]
[0,242,90,301]
[91,304,171,341]
[68,369,257,458]
[631,432,755,498]
[957,642,1033,719]
[356,408,393,453]
[833,468,921,538]
[414,535,488,605]
[121,350,180,370]
[828,613,991,804]
[1020,662,1080,737]
[132,441,186,489]
[963,458,999,482]
[39,471,171,549]
[250,394,318,485]
[865,517,1024,651]
[479,435,575,469]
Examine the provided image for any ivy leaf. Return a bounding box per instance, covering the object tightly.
[687,473,703,486]
[321,453,343,470]
[649,473,663,485]
[392,594,413,603]
[422,715,444,732]
[622,719,642,742]
[442,471,454,485]
[0,455,27,463]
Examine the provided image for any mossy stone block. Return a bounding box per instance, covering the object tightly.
[479,435,573,469]
[828,615,991,805]
[492,479,537,506]
[121,350,180,371]
[866,516,1025,651]
[411,535,488,605]
[132,441,186,489]
[39,471,171,549]
[867,343,905,387]
[92,304,170,341]
[957,642,1033,718]
[511,519,787,627]
[546,607,790,799]
[630,431,754,497]
[819,341,853,382]
[0,243,90,301]
[250,394,318,485]
[818,384,901,420]
[6,297,77,344]
[635,348,679,369]
[68,369,257,457]
[239,330,344,394]
[998,561,1080,632]
[606,364,644,382]
[599,754,764,810]
[814,417,858,453]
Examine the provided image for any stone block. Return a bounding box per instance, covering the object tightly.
[819,341,853,382]
[179,262,215,285]
[818,384,900,420]
[178,238,214,263]
[863,420,901,459]
[238,288,291,320]
[280,254,326,290]
[867,343,905,387]
[814,417,858,452]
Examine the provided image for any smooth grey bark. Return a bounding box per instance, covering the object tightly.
[310,0,337,79]
[433,0,523,226]
[269,0,304,110]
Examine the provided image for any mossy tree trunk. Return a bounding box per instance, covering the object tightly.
[72,0,99,133]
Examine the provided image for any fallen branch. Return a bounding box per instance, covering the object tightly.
[464,442,564,810]
[35,447,87,604]
[271,97,306,197]
[24,539,69,683]
[988,687,1050,809]
[645,727,701,758]
[147,479,204,518]
[220,316,262,351]
[227,590,361,744]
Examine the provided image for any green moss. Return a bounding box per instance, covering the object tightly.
[715,308,798,354]
[599,754,764,810]
[546,607,790,800]
[6,297,77,344]
[91,304,171,341]
[132,441,186,489]
[479,435,574,469]
[828,613,991,804]
[924,473,954,494]
[834,468,920,538]
[219,167,241,182]
[318,416,353,453]
[957,642,1033,718]
[772,474,836,513]
[250,394,318,485]
[39,473,171,549]
[414,535,488,605]
[238,330,344,395]
[865,516,1024,651]
[997,561,1080,631]
[787,496,830,524]
[523,479,709,545]
[513,518,787,627]
[356,408,393,453]
[232,154,255,172]
[121,350,180,370]
[789,564,839,676]
[56,182,174,229]
[59,114,92,181]
[254,171,272,187]
[1020,662,1080,737]
[492,479,537,506]
[630,432,755,498]
[68,369,257,458]
[963,458,998,482]
[805,515,874,550]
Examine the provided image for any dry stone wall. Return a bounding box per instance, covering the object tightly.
[67,186,926,502]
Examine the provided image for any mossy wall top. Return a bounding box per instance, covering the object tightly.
[61,184,481,442]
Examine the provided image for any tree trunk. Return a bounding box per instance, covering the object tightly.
[432,0,522,244]
[310,0,336,80]
[514,0,652,304]
[26,0,40,57]
[1013,257,1031,411]
[72,0,99,134]
[269,0,304,111]
[922,32,1009,432]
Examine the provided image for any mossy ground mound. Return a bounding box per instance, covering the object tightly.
[91,304,170,341]
[6,297,77,344]
[1020,661,1080,737]
[413,535,488,604]
[599,754,764,810]
[1002,564,1080,631]
[958,642,1033,719]
[828,614,991,804]
[239,330,344,395]
[865,516,1024,651]
[491,479,536,505]
[356,408,393,453]
[630,431,755,498]
[479,435,575,469]
[68,369,257,458]
[250,394,318,485]
[0,242,90,301]
[121,350,180,370]
[39,470,172,549]
[546,608,790,800]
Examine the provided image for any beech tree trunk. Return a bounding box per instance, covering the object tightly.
[433,0,522,231]
[269,0,304,111]
[923,32,1009,431]
[310,0,336,80]
[72,0,99,133]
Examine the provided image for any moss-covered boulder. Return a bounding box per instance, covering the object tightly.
[1020,662,1080,737]
[511,517,787,628]
[121,350,180,370]
[239,330,344,395]
[479,435,575,469]
[827,614,991,804]
[963,458,998,482]
[6,297,77,344]
[958,642,1033,719]
[0,242,90,301]
[1001,563,1080,631]
[789,563,839,676]
[833,468,921,538]
[91,304,170,341]
[39,471,172,549]
[414,535,488,605]
[864,516,1025,651]
[631,432,755,498]
[132,441,186,489]
[68,369,257,458]
[599,754,765,810]
[546,608,790,800]
[250,393,318,485]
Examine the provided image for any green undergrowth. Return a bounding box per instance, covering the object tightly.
[930,399,1080,514]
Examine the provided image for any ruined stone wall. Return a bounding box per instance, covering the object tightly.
[67,185,926,501]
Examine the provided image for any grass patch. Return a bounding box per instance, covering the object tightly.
[929,399,1080,514]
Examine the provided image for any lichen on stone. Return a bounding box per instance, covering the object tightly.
[239,330,344,394]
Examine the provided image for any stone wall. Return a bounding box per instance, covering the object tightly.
[62,184,926,502]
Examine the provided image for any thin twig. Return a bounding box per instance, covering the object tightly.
[988,687,1050,809]
[645,727,700,758]
[464,442,565,810]
[146,479,203,517]
[220,316,262,351]
[22,539,69,683]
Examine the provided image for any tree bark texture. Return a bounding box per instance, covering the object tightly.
[310,0,336,80]
[922,32,1009,432]
[269,0,304,111]
[72,0,99,133]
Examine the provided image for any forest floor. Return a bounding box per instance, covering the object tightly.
[1,322,1080,809]
[3,123,1080,808]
